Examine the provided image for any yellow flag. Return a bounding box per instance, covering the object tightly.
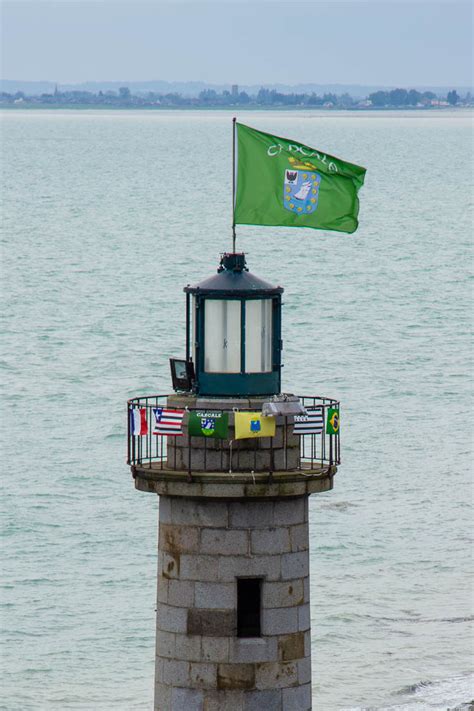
[234,412,276,440]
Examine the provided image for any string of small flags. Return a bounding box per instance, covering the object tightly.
[130,406,339,438]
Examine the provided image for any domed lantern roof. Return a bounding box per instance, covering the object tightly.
[182,254,284,398]
[185,253,284,298]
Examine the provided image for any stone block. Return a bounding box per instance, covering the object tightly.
[303,577,310,603]
[155,629,175,658]
[202,690,245,711]
[160,523,200,554]
[170,687,204,711]
[195,582,235,610]
[243,689,282,711]
[262,607,298,636]
[263,580,304,609]
[180,555,219,581]
[159,551,180,580]
[289,523,309,552]
[229,637,277,664]
[167,447,187,471]
[281,683,312,710]
[191,448,230,471]
[201,637,230,663]
[157,578,168,603]
[195,397,249,411]
[203,690,245,711]
[304,630,311,658]
[277,632,305,662]
[158,496,172,524]
[298,656,312,685]
[258,426,284,448]
[229,502,274,529]
[285,429,301,448]
[174,433,230,451]
[171,500,229,527]
[198,483,247,498]
[231,449,272,472]
[156,603,188,634]
[254,661,298,690]
[250,528,290,555]
[273,499,306,526]
[217,663,255,691]
[272,447,299,471]
[190,662,218,690]
[162,658,190,686]
[175,633,202,661]
[155,656,164,683]
[187,609,236,637]
[154,682,172,711]
[201,529,249,556]
[218,555,280,582]
[298,604,311,632]
[281,551,309,580]
[168,579,195,608]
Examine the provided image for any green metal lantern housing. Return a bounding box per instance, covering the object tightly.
[184,253,283,397]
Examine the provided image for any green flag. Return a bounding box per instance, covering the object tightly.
[234,123,366,234]
[326,408,340,435]
[188,411,229,439]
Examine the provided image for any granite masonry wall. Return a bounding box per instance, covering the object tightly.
[165,395,300,473]
[154,495,312,711]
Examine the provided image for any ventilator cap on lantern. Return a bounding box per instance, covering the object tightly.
[182,253,283,397]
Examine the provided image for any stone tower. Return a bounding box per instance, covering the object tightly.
[127,254,340,710]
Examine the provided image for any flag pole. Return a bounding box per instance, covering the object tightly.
[232,116,236,253]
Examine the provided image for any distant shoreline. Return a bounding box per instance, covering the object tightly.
[1,104,470,112]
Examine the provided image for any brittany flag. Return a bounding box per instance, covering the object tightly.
[130,408,148,436]
[293,408,324,435]
[152,407,184,436]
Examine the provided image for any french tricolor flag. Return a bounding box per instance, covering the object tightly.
[130,408,148,436]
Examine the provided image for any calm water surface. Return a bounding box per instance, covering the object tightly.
[1,110,473,710]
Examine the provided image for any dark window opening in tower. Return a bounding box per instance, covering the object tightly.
[237,578,262,637]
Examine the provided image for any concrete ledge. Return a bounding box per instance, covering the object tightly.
[133,465,336,499]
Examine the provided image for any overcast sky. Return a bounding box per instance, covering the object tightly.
[1,1,472,86]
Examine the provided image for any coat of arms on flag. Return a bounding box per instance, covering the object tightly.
[152,407,184,436]
[234,122,366,234]
[284,162,321,216]
[234,412,276,440]
[188,411,229,439]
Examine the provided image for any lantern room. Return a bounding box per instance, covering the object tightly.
[179,253,283,397]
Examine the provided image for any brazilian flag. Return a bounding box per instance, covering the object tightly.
[188,411,229,439]
[326,408,340,435]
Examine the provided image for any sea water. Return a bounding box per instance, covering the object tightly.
[1,109,472,710]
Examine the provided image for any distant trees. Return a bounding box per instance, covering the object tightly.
[447,90,459,105]
[368,88,445,107]
[307,93,323,106]
[1,85,469,110]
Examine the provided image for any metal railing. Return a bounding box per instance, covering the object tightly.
[127,393,340,474]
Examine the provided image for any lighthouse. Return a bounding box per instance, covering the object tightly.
[127,252,340,710]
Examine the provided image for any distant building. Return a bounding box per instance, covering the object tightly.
[231,84,238,97]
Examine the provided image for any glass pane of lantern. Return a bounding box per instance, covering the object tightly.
[204,299,241,373]
[245,299,273,373]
